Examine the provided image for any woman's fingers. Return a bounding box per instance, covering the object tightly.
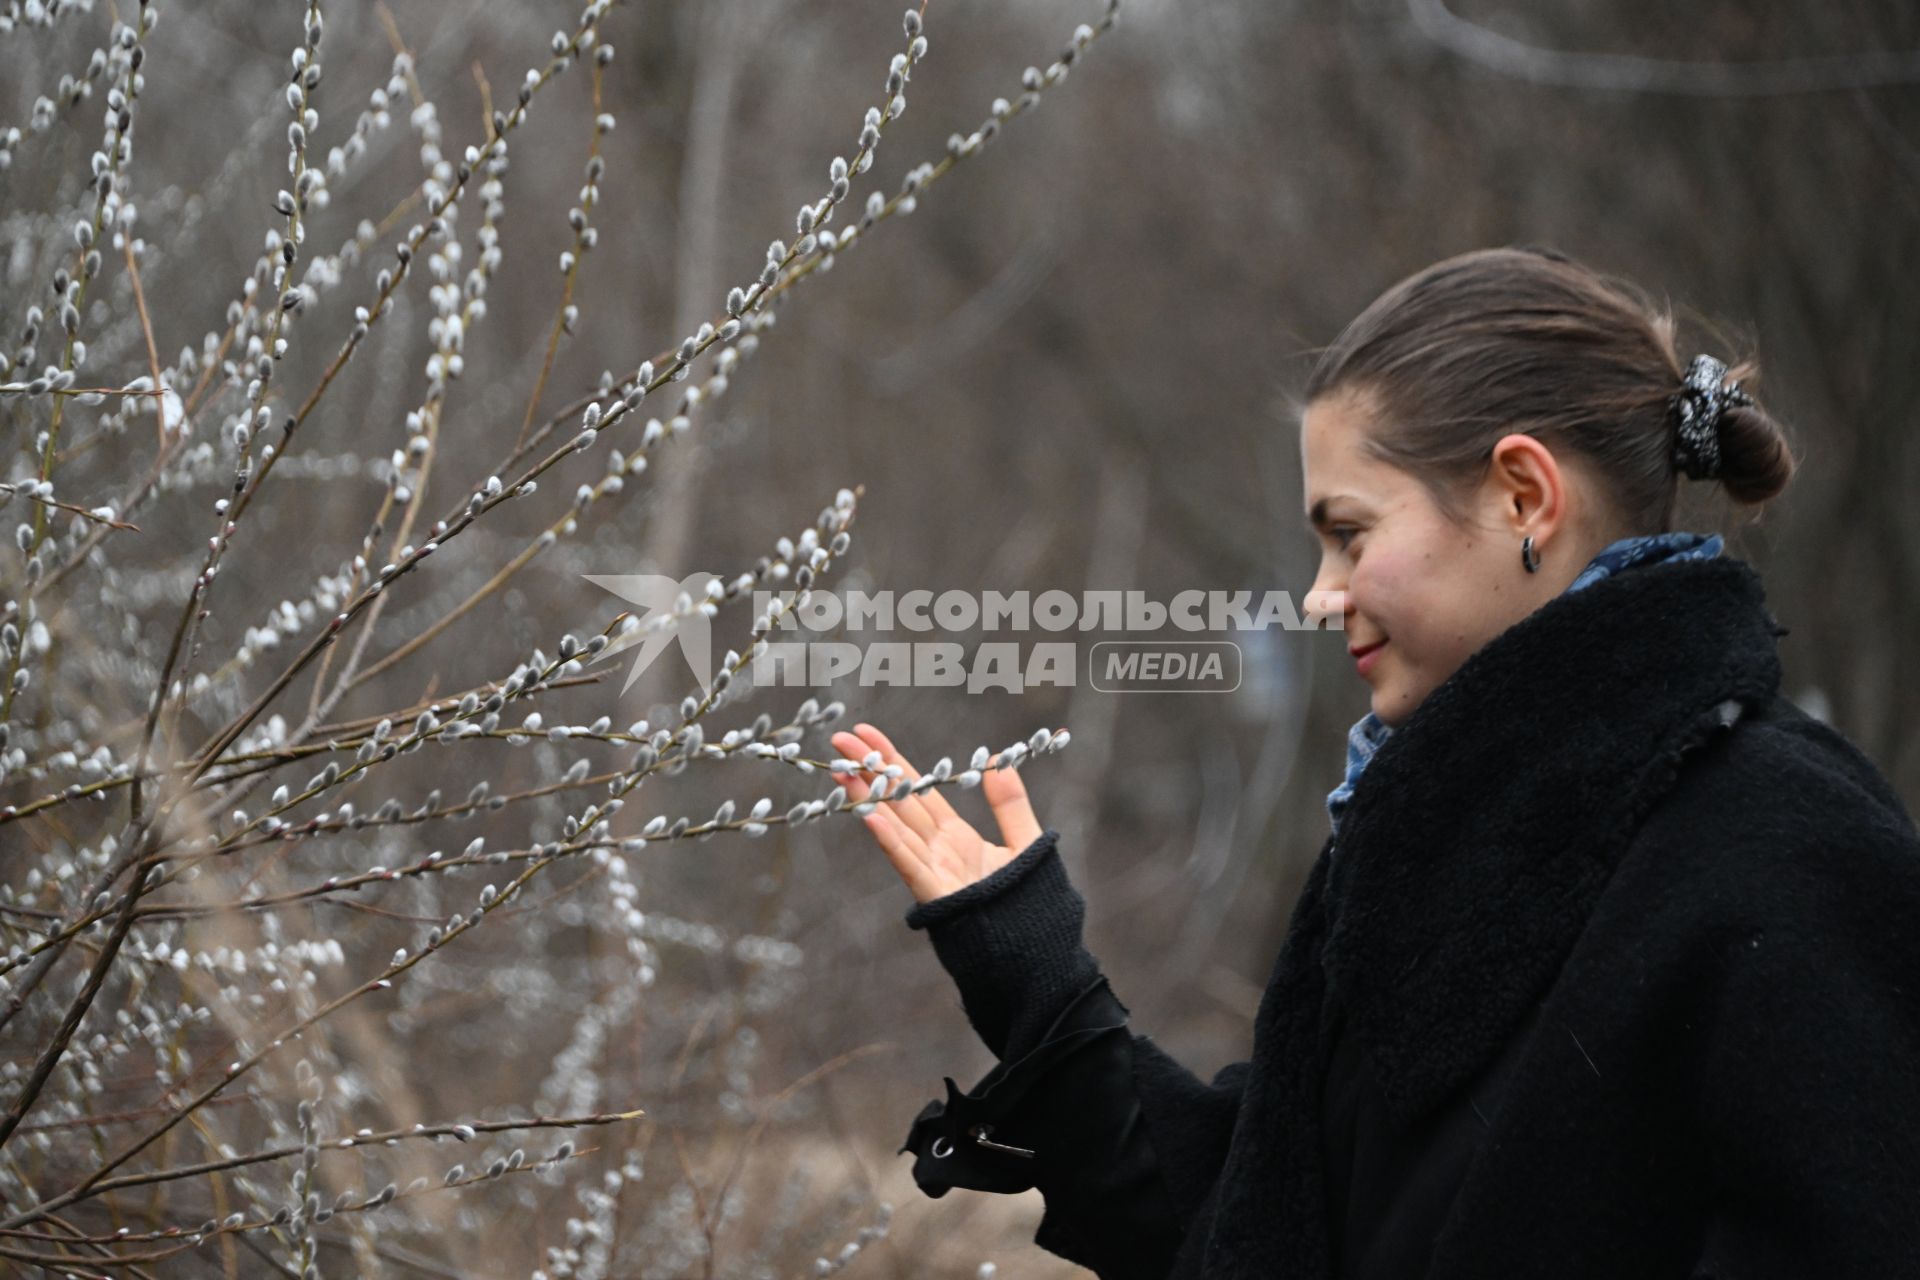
[833,724,939,844]
[980,733,1052,854]
[834,721,1059,893]
[830,730,888,806]
[860,805,942,902]
[849,721,969,830]
[830,730,941,856]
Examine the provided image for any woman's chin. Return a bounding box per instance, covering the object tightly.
[1369,684,1413,728]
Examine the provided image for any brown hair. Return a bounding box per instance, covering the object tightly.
[1298,245,1798,534]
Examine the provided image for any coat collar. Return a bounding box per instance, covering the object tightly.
[1315,553,1786,1133]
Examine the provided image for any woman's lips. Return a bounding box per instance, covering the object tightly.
[1352,639,1387,675]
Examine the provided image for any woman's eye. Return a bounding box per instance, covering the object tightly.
[1331,526,1357,550]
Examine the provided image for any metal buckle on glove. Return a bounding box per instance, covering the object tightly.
[969,1123,1035,1157]
[927,1123,1036,1160]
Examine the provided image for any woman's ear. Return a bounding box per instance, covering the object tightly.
[1485,432,1567,540]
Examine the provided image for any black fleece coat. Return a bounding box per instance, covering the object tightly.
[895,555,1920,1279]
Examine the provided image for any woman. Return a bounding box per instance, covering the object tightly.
[832,247,1920,1279]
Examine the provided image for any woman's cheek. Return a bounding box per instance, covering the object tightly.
[1348,553,1414,637]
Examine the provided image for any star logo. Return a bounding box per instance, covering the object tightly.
[581,570,720,697]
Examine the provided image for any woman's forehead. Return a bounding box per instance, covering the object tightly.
[1301,397,1394,501]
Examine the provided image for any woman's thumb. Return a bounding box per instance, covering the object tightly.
[980,752,1043,853]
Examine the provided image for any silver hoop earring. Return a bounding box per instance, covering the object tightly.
[1521,535,1540,573]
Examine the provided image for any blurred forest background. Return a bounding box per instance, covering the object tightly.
[2,0,1916,1274]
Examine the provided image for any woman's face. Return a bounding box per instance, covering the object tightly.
[1299,388,1596,727]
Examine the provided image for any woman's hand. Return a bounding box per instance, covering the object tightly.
[831,721,1058,905]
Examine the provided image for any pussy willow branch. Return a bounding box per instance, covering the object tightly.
[0,846,138,1037]
[3,486,857,970]
[1,6,151,723]
[19,492,861,966]
[136,724,904,922]
[75,624,638,973]
[0,671,607,828]
[150,0,326,753]
[10,1093,260,1137]
[348,343,761,689]
[15,1110,643,1224]
[334,0,942,589]
[175,609,632,866]
[215,4,611,540]
[38,180,433,598]
[516,59,609,452]
[0,7,637,1082]
[5,803,613,1231]
[0,383,160,399]
[302,6,475,722]
[10,699,877,984]
[128,833,623,921]
[171,351,622,811]
[701,1041,896,1244]
[0,663,621,974]
[35,411,181,593]
[308,140,518,728]
[0,55,103,168]
[0,482,139,530]
[2,1147,600,1266]
[492,0,1118,490]
[157,450,559,821]
[135,2,616,823]
[0,6,1117,1255]
[332,0,1120,712]
[121,226,168,450]
[20,16,146,534]
[0,855,160,1150]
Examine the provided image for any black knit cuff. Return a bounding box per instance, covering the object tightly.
[905,828,1062,930]
[903,829,1105,1061]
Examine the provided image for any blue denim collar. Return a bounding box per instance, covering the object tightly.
[1325,531,1727,838]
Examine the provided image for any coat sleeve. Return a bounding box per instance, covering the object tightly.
[897,829,1247,1280]
[1689,807,1920,1280]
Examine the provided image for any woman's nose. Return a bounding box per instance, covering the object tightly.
[1302,583,1351,631]
[1303,562,1351,631]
